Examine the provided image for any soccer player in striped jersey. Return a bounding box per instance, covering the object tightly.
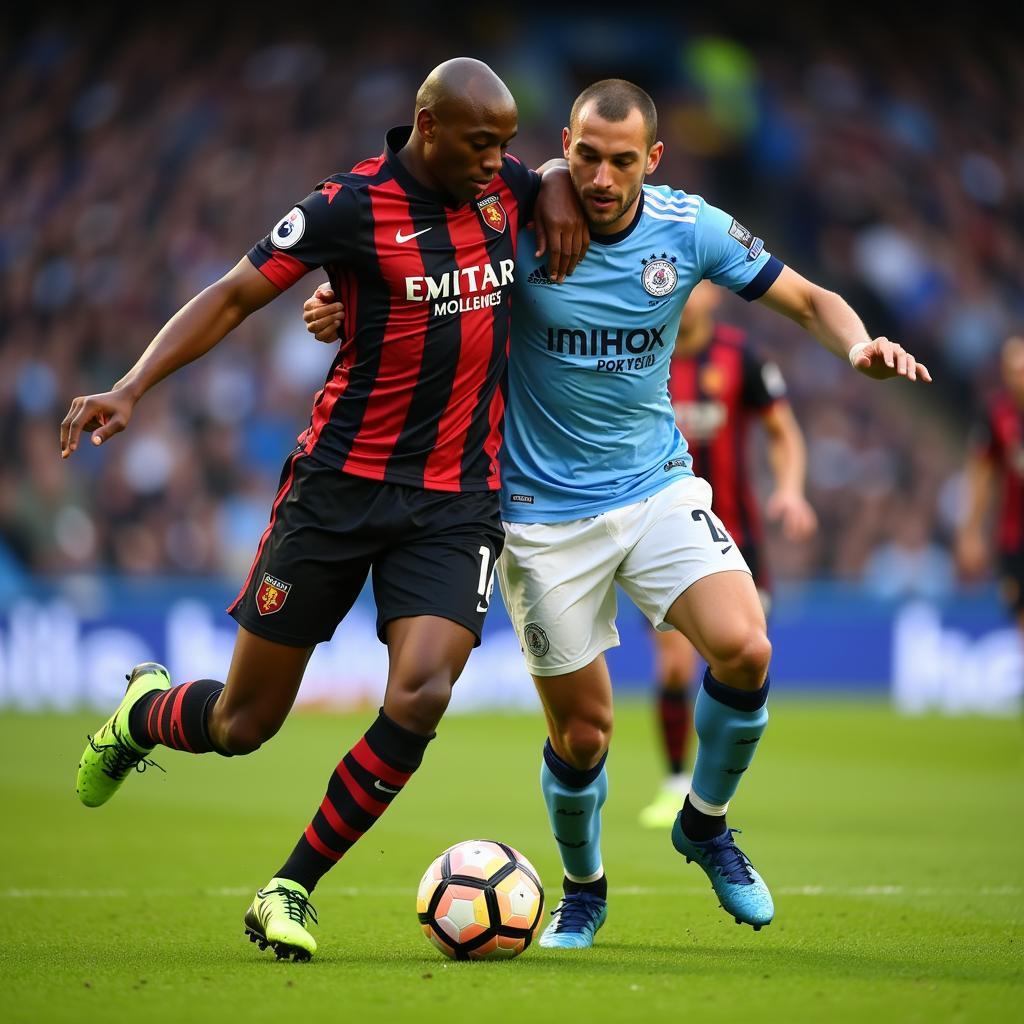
[639,280,817,829]
[61,58,588,962]
[957,335,1024,635]
[305,78,932,948]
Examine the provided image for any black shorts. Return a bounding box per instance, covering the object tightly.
[229,452,505,648]
[740,544,772,614]
[999,550,1024,614]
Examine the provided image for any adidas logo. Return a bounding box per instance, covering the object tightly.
[527,266,552,286]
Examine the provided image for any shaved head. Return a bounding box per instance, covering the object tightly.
[415,57,516,122]
[402,58,518,205]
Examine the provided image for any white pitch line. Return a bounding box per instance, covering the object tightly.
[3,885,1020,899]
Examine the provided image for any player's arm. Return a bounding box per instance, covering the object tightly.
[956,448,996,580]
[60,259,280,457]
[533,159,589,283]
[760,401,817,541]
[756,265,932,383]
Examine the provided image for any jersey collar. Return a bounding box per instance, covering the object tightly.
[385,125,464,209]
[588,191,645,246]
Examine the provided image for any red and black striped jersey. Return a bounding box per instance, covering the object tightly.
[977,393,1024,553]
[668,323,787,548]
[248,126,540,492]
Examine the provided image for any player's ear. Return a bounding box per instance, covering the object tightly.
[646,141,664,176]
[417,107,438,143]
[561,126,571,160]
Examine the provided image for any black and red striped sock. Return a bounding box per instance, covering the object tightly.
[277,709,432,892]
[128,679,225,754]
[657,688,692,775]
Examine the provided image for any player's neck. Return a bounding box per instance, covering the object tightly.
[396,140,450,200]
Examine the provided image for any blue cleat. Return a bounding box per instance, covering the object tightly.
[538,892,608,949]
[671,816,774,930]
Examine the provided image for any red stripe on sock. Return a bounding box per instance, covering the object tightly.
[168,682,195,753]
[303,824,343,862]
[336,760,388,816]
[146,692,163,746]
[350,738,413,788]
[150,691,174,746]
[319,796,363,844]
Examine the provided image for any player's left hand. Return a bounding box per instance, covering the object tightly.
[303,285,344,343]
[765,489,818,541]
[534,167,589,284]
[850,338,932,382]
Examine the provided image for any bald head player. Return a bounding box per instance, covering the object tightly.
[64,57,587,962]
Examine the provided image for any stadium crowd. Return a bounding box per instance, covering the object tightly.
[3,8,1021,594]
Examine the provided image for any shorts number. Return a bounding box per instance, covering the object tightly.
[476,545,496,613]
[692,509,730,545]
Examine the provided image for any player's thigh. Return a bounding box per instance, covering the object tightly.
[663,570,767,669]
[616,476,750,632]
[498,516,622,677]
[372,487,505,649]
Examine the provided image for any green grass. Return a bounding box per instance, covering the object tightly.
[1,699,1021,1023]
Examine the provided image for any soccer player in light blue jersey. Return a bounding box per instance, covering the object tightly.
[304,78,932,949]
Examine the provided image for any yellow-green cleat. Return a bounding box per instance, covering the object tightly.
[76,662,170,808]
[638,776,690,829]
[244,878,318,961]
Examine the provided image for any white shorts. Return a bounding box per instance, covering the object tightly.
[497,477,751,677]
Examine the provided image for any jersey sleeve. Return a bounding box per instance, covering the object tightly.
[741,345,788,411]
[247,179,359,291]
[694,200,783,301]
[501,154,542,222]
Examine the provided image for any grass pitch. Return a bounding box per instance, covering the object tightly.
[1,698,1021,1023]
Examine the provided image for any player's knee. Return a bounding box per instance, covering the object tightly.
[390,671,455,733]
[557,717,612,770]
[212,710,282,755]
[708,630,771,689]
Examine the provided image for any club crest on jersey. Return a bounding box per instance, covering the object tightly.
[256,573,292,616]
[272,208,305,249]
[641,252,678,297]
[477,195,507,234]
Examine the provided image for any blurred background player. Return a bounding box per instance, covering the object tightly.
[639,280,817,828]
[957,335,1024,642]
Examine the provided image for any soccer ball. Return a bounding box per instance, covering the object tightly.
[416,839,544,960]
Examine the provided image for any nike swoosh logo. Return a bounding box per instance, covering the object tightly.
[476,602,489,613]
[395,227,431,244]
[374,779,401,795]
[720,545,733,555]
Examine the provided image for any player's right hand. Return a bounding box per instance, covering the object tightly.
[303,285,344,343]
[60,389,136,458]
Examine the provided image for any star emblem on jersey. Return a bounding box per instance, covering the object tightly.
[256,573,292,616]
[524,622,550,657]
[477,195,507,234]
[272,208,305,249]
[640,252,678,297]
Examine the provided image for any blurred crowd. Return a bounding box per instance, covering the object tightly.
[2,5,1021,594]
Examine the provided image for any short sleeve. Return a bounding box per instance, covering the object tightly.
[247,178,360,291]
[694,200,783,301]
[741,345,788,410]
[501,154,542,222]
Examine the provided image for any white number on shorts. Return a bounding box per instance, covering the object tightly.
[476,544,496,613]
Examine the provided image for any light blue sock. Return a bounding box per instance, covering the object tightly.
[540,740,608,881]
[691,670,769,811]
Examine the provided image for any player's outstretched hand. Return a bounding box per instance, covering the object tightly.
[849,338,932,383]
[766,489,818,542]
[534,168,590,284]
[60,389,136,458]
[303,285,344,343]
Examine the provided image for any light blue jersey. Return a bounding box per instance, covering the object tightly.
[500,185,783,523]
